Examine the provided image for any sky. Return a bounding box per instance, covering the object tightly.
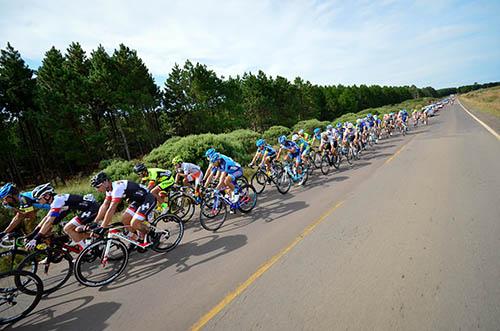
[0,0,499,89]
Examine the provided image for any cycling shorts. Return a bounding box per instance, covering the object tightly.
[228,168,243,183]
[126,193,157,221]
[186,170,203,186]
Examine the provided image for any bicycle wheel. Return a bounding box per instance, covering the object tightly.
[74,238,128,287]
[251,170,267,194]
[332,153,340,169]
[238,184,258,213]
[275,170,292,194]
[0,250,33,274]
[149,214,184,253]
[200,195,228,231]
[18,247,73,295]
[0,270,43,325]
[312,151,322,169]
[169,192,195,223]
[298,166,309,186]
[320,155,330,175]
[236,176,248,188]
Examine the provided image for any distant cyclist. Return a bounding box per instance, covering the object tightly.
[172,156,203,198]
[204,153,243,203]
[134,163,175,209]
[0,183,50,239]
[249,139,277,175]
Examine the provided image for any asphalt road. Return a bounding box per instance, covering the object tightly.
[8,102,500,330]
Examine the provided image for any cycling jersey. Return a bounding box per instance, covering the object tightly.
[281,141,299,153]
[106,180,156,220]
[2,192,50,213]
[49,194,99,225]
[216,155,242,174]
[179,162,203,184]
[259,144,277,157]
[143,168,175,190]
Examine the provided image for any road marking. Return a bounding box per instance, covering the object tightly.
[457,98,500,140]
[190,200,345,331]
[384,137,413,164]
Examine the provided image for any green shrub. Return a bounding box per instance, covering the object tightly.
[292,119,330,134]
[101,159,138,181]
[262,126,290,143]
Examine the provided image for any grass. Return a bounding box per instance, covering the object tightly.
[459,86,500,117]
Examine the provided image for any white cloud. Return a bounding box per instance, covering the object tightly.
[0,0,498,88]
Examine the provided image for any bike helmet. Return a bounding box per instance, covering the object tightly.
[291,134,299,142]
[374,115,378,120]
[278,135,286,145]
[256,139,265,147]
[0,183,14,199]
[336,122,342,128]
[172,156,183,165]
[326,124,333,130]
[209,152,221,163]
[298,129,304,135]
[205,148,216,158]
[133,163,147,174]
[347,123,354,129]
[367,113,372,118]
[90,172,109,188]
[313,128,321,134]
[83,193,96,202]
[32,183,55,199]
[356,119,361,124]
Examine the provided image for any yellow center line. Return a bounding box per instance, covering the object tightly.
[190,200,345,331]
[384,136,413,164]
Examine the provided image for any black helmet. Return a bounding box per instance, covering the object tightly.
[133,163,147,174]
[90,172,109,188]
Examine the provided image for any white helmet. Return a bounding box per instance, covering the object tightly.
[298,129,304,135]
[374,115,378,120]
[356,119,361,124]
[291,134,299,142]
[347,123,354,129]
[32,183,55,199]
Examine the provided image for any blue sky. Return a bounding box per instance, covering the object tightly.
[0,0,499,88]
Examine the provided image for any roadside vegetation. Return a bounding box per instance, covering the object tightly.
[459,86,500,118]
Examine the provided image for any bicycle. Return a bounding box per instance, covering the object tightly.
[320,148,340,175]
[0,234,36,274]
[74,213,183,287]
[250,162,284,194]
[200,183,257,231]
[16,235,76,295]
[276,161,308,192]
[0,270,43,325]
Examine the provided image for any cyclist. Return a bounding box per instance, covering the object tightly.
[204,153,243,203]
[276,135,302,176]
[172,156,203,197]
[25,183,100,250]
[292,134,311,170]
[0,183,50,238]
[133,163,175,210]
[249,139,277,175]
[297,129,310,143]
[310,128,322,148]
[90,172,158,247]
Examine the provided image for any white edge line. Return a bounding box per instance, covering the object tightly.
[457,98,500,140]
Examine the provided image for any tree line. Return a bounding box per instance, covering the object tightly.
[1,42,493,186]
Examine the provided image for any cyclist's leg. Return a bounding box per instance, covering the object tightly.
[130,195,157,237]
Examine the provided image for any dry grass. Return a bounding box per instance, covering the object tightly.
[460,86,500,117]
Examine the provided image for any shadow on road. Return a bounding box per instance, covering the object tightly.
[8,296,120,331]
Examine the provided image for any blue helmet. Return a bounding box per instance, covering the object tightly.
[205,148,216,158]
[256,139,265,147]
[0,183,14,199]
[336,122,342,128]
[313,128,321,134]
[367,113,372,118]
[278,135,286,144]
[209,152,221,163]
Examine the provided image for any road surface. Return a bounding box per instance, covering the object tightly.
[9,102,500,330]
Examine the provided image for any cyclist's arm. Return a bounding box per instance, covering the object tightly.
[146,180,156,191]
[276,147,283,160]
[259,151,268,166]
[94,199,110,224]
[150,186,163,202]
[101,201,119,228]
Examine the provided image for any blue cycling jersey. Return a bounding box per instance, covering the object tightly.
[281,141,299,152]
[217,155,242,173]
[3,192,50,212]
[259,145,276,156]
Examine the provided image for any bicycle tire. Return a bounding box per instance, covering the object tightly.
[0,250,33,274]
[168,192,195,223]
[18,248,73,295]
[320,155,330,175]
[1,270,43,325]
[200,195,228,231]
[251,171,267,194]
[150,214,184,253]
[238,184,258,213]
[74,238,128,287]
[275,169,292,194]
